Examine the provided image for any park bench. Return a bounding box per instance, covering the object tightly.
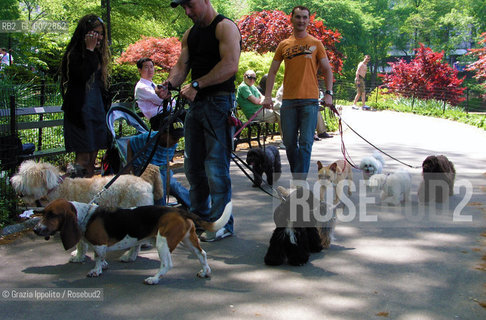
[0,96,66,170]
[233,106,279,149]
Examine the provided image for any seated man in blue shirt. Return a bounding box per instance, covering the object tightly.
[127,118,190,209]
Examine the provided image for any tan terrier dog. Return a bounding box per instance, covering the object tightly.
[317,160,353,204]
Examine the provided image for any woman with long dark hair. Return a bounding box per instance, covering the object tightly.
[61,14,111,177]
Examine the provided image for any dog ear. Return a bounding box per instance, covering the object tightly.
[329,162,338,172]
[60,202,81,250]
[10,174,23,194]
[317,161,323,171]
[44,163,61,190]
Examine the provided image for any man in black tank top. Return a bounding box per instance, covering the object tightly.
[160,0,241,242]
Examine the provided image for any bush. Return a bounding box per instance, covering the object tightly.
[116,37,181,73]
[382,44,466,106]
[110,64,139,85]
[367,89,486,131]
[237,51,283,96]
[0,64,42,85]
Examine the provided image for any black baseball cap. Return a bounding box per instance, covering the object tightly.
[170,0,189,8]
[166,119,184,139]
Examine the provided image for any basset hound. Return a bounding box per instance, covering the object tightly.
[33,199,232,285]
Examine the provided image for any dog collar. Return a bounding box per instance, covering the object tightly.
[45,174,67,197]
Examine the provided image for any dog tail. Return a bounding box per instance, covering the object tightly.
[181,201,232,232]
[140,164,164,202]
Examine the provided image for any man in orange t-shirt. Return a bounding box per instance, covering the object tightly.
[263,5,334,180]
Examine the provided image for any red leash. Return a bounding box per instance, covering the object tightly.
[233,107,264,138]
[327,104,361,170]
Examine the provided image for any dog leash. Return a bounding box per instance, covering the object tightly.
[199,101,283,201]
[327,104,421,170]
[231,152,284,201]
[233,107,264,138]
[89,93,183,205]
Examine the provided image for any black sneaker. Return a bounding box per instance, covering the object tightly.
[318,132,333,139]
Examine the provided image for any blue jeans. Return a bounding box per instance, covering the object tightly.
[280,99,319,180]
[155,169,191,209]
[184,94,235,233]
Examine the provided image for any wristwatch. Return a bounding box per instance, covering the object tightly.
[325,90,333,97]
[191,81,200,91]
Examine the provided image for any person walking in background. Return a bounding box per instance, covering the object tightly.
[0,48,13,70]
[263,5,334,180]
[237,70,280,126]
[159,0,241,242]
[60,14,111,178]
[353,55,371,110]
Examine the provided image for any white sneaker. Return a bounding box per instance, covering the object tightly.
[200,228,233,242]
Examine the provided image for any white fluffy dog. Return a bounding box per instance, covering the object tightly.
[360,151,385,180]
[367,170,411,206]
[11,160,164,263]
[10,160,163,209]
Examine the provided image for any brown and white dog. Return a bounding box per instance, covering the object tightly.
[317,160,353,204]
[33,199,232,285]
[11,160,164,263]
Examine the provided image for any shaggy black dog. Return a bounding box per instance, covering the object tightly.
[418,155,456,203]
[246,145,281,187]
[264,187,336,266]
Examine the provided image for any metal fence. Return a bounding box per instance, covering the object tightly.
[333,79,486,113]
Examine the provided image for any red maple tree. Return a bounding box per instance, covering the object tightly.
[381,44,466,105]
[237,10,343,74]
[466,32,486,99]
[117,36,181,72]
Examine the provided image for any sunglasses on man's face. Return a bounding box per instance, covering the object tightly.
[246,75,257,80]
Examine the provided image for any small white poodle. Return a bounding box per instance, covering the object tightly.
[367,170,411,206]
[360,151,385,180]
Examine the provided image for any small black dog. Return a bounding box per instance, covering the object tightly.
[418,155,456,203]
[246,145,281,187]
[264,187,336,266]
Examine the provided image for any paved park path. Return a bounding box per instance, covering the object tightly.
[1,106,485,320]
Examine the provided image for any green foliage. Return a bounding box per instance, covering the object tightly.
[309,0,367,78]
[237,51,283,96]
[321,107,339,132]
[0,195,16,229]
[0,64,41,84]
[8,32,66,81]
[110,63,139,85]
[367,88,486,130]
